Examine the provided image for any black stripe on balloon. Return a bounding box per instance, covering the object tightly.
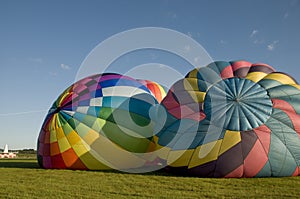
[165,166,189,176]
[240,130,258,160]
[188,161,216,177]
[214,142,243,177]
[233,67,250,78]
[249,66,275,74]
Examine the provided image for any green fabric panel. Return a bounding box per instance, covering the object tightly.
[76,123,90,138]
[267,109,294,131]
[258,79,282,90]
[265,112,297,176]
[196,67,222,85]
[267,84,300,98]
[106,108,152,136]
[102,121,150,153]
[99,107,114,120]
[82,115,98,128]
[267,85,300,114]
[206,61,231,75]
[129,111,151,127]
[265,109,300,166]
[268,133,297,176]
[158,118,199,149]
[255,161,271,177]
[61,120,74,136]
[57,113,66,128]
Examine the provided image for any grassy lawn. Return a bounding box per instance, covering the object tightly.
[0,158,299,198]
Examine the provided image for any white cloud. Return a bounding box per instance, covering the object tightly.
[220,40,228,45]
[28,57,43,63]
[187,32,192,38]
[254,39,264,44]
[60,64,71,70]
[267,40,279,51]
[49,72,57,77]
[250,30,258,38]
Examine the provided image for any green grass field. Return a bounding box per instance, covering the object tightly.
[0,158,299,198]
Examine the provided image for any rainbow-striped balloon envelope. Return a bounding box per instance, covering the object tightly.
[37,73,166,170]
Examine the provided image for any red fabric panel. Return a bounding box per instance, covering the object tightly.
[292,166,299,176]
[243,140,268,177]
[51,154,67,169]
[272,99,300,135]
[254,125,271,154]
[220,65,234,79]
[231,60,252,71]
[225,164,243,178]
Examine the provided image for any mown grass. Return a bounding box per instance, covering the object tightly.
[0,158,299,198]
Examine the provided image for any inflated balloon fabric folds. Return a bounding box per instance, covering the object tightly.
[38,61,300,177]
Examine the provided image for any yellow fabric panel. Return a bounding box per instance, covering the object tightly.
[66,131,81,146]
[155,143,171,160]
[72,140,89,157]
[219,130,241,155]
[167,149,194,167]
[56,127,65,140]
[152,135,159,145]
[57,91,71,105]
[50,114,59,130]
[58,137,71,152]
[187,68,199,78]
[91,118,106,132]
[188,140,222,168]
[146,140,157,153]
[50,129,57,143]
[246,72,268,83]
[157,84,167,96]
[90,134,147,169]
[79,152,111,170]
[83,129,99,145]
[264,73,296,85]
[183,78,199,91]
[187,91,206,103]
[291,84,300,90]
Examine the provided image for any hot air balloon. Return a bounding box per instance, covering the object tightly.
[137,79,167,103]
[156,60,300,177]
[37,73,166,171]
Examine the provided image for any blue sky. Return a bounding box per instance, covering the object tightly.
[0,0,299,149]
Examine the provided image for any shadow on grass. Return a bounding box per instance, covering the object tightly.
[0,159,187,177]
[0,159,40,169]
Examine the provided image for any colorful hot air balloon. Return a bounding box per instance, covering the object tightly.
[156,60,300,177]
[37,73,165,171]
[137,79,167,103]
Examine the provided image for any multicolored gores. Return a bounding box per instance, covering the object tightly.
[37,73,166,170]
[156,60,300,177]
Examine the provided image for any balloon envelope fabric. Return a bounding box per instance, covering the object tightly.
[156,60,300,177]
[137,79,167,103]
[37,73,166,170]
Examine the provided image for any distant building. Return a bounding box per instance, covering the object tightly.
[0,144,17,158]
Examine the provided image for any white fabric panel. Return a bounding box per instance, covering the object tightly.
[102,86,147,97]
